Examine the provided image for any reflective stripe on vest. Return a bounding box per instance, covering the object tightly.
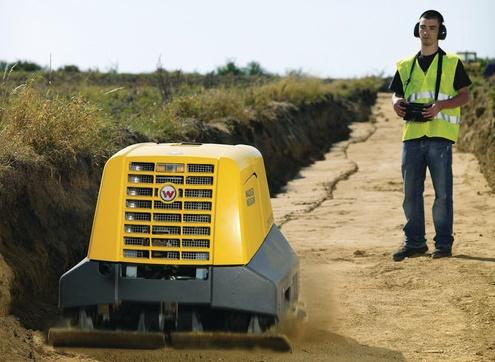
[407,91,452,102]
[436,112,461,125]
[397,52,462,142]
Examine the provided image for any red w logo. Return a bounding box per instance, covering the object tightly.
[160,185,177,202]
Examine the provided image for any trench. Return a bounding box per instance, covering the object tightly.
[0,91,377,332]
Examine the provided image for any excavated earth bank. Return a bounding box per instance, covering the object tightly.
[0,91,375,360]
[457,76,495,190]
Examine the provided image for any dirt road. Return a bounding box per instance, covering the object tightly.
[41,93,495,361]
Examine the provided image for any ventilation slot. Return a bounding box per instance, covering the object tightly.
[129,162,155,171]
[152,251,180,259]
[184,201,212,211]
[154,213,181,222]
[152,238,180,247]
[156,176,184,184]
[125,212,151,221]
[186,176,213,185]
[124,225,150,234]
[152,226,181,235]
[183,214,211,223]
[183,226,210,235]
[126,200,152,209]
[124,249,149,258]
[184,189,212,198]
[127,187,153,197]
[124,237,150,246]
[128,174,153,184]
[182,239,210,248]
[182,252,209,260]
[188,164,214,173]
[154,201,182,210]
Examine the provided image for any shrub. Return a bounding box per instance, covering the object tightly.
[164,87,251,123]
[59,65,80,73]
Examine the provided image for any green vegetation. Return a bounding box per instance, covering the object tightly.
[0,60,382,173]
[215,60,269,76]
[1,60,42,72]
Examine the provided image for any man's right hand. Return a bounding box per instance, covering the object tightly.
[392,95,407,118]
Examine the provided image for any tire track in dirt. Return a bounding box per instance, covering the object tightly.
[273,120,377,228]
[279,92,495,362]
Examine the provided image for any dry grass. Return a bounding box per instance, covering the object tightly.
[164,87,253,124]
[0,74,382,170]
[0,81,114,168]
[164,77,382,124]
[247,77,333,109]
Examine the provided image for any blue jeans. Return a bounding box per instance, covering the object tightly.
[401,138,454,250]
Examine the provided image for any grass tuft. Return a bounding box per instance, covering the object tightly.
[0,81,115,168]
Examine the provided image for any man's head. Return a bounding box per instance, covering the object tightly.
[414,10,447,43]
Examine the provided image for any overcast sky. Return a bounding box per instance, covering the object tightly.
[1,0,494,78]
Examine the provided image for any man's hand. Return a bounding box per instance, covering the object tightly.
[423,88,469,119]
[422,102,443,119]
[392,96,407,118]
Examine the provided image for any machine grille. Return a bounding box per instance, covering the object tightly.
[152,251,180,259]
[124,249,149,258]
[123,159,216,263]
[128,174,154,184]
[184,189,213,198]
[182,239,210,248]
[184,201,212,211]
[127,187,153,197]
[152,226,181,235]
[154,201,182,210]
[124,224,150,234]
[183,214,211,223]
[152,238,180,247]
[188,164,214,173]
[129,162,155,171]
[183,226,210,235]
[124,237,150,246]
[186,176,213,185]
[154,213,182,222]
[156,176,184,184]
[182,252,209,260]
[125,212,151,221]
[126,200,152,209]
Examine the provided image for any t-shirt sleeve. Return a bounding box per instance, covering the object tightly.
[453,60,472,90]
[389,70,404,96]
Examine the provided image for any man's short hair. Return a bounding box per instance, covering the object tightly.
[419,10,444,24]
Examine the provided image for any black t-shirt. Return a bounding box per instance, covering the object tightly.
[389,48,472,96]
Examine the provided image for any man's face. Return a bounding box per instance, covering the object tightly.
[418,17,440,46]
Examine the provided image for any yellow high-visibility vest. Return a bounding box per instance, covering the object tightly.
[397,52,461,142]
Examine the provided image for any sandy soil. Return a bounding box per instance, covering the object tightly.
[6,93,495,361]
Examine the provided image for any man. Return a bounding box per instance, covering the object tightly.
[389,10,471,261]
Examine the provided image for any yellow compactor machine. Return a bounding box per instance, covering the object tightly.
[48,143,300,350]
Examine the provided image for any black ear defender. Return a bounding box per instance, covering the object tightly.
[414,10,447,40]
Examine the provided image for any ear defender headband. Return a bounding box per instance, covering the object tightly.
[414,10,447,40]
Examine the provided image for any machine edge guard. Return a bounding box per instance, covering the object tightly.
[59,224,299,319]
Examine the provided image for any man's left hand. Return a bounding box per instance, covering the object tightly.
[422,102,443,119]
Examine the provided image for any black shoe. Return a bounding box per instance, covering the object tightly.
[392,246,428,262]
[431,249,452,259]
